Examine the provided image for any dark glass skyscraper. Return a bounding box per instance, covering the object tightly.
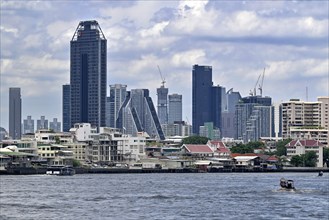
[9,88,21,139]
[70,20,107,128]
[62,84,71,132]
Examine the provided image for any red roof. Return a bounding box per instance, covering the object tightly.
[183,144,214,153]
[266,155,278,162]
[286,139,324,147]
[208,140,226,148]
[216,146,231,154]
[231,153,258,158]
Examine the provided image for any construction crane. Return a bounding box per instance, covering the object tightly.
[258,68,265,97]
[250,73,261,96]
[157,65,166,88]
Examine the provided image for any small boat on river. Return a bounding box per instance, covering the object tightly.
[46,165,75,176]
[318,171,323,176]
[280,178,295,190]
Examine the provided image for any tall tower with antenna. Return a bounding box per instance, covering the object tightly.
[156,65,168,124]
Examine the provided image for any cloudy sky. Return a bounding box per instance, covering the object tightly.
[1,0,328,130]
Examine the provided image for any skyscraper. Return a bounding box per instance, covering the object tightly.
[23,116,34,134]
[37,116,48,130]
[9,88,21,139]
[106,84,127,128]
[192,65,224,135]
[62,84,71,132]
[70,20,107,129]
[49,118,61,132]
[118,89,165,140]
[168,94,182,124]
[157,85,168,125]
[192,65,212,134]
[221,89,241,138]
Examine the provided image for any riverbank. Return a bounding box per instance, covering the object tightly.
[1,166,328,175]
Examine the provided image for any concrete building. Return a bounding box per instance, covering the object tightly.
[117,89,165,140]
[289,127,328,146]
[37,116,48,130]
[23,116,34,134]
[9,88,21,140]
[106,84,127,128]
[49,118,61,132]
[62,84,71,132]
[282,99,322,138]
[221,89,241,138]
[157,85,168,125]
[168,94,182,124]
[199,122,221,140]
[285,139,324,167]
[70,20,107,129]
[235,95,274,142]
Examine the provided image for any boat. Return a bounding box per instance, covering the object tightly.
[46,165,75,176]
[318,171,323,176]
[280,178,295,190]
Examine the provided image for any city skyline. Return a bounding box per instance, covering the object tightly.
[1,0,328,130]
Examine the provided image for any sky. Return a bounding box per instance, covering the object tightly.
[0,0,328,131]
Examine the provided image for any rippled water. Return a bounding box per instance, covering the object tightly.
[0,172,328,220]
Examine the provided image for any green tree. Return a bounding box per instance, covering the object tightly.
[72,159,81,168]
[230,143,254,154]
[275,139,291,156]
[182,136,209,145]
[290,155,302,167]
[304,151,317,167]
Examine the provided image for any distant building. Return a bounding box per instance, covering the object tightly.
[157,85,168,125]
[62,84,71,132]
[117,89,165,140]
[221,89,241,138]
[49,118,61,132]
[199,122,221,140]
[9,88,21,139]
[282,99,322,138]
[235,95,274,142]
[70,20,107,129]
[192,65,224,135]
[23,116,34,134]
[106,84,127,128]
[168,94,182,124]
[37,116,48,130]
[318,97,329,130]
[0,127,8,141]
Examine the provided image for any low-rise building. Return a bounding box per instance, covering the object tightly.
[285,139,324,167]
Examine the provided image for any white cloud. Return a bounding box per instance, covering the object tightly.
[171,49,206,67]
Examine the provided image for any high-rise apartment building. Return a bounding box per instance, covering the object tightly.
[62,84,71,132]
[168,94,182,124]
[157,85,168,125]
[9,88,21,139]
[37,116,48,130]
[221,89,241,138]
[117,89,165,140]
[282,99,322,138]
[235,95,274,142]
[70,20,107,129]
[192,65,224,135]
[106,84,127,128]
[318,97,329,130]
[23,116,34,134]
[49,118,61,132]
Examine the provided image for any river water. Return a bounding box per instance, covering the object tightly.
[0,172,328,220]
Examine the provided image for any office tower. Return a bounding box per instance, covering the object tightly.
[70,20,107,129]
[192,65,224,135]
[9,88,21,139]
[117,89,165,140]
[221,89,241,138]
[23,116,34,134]
[282,99,322,138]
[157,85,168,125]
[199,122,221,140]
[49,118,61,132]
[37,116,48,130]
[62,84,71,132]
[168,94,182,124]
[235,96,274,142]
[106,84,127,128]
